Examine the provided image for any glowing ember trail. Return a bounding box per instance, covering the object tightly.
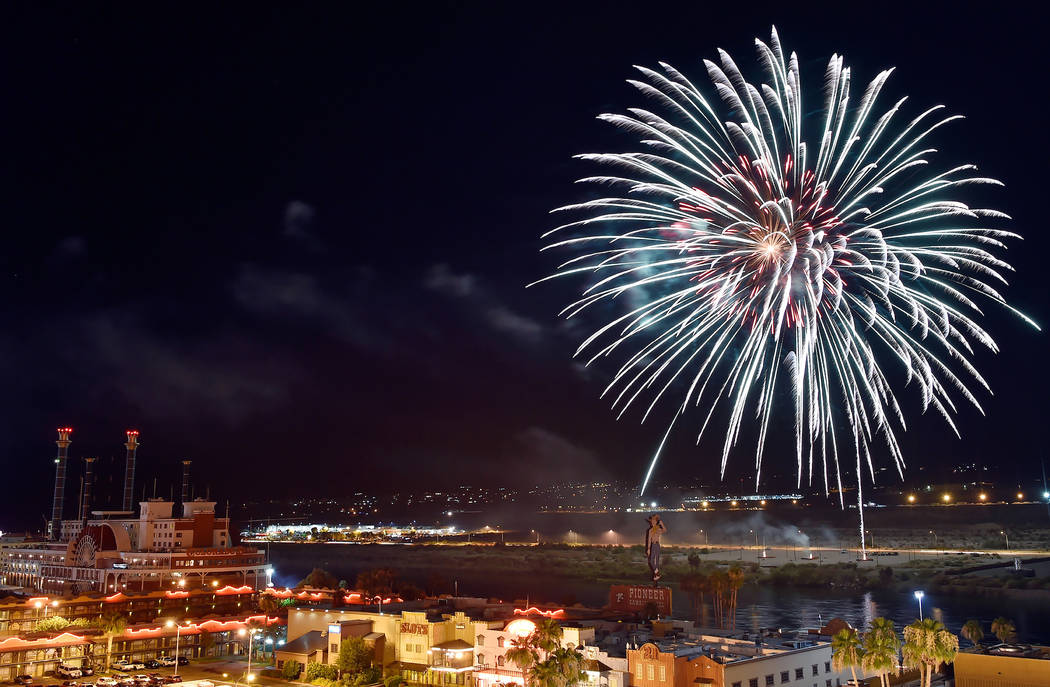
[536,28,1036,559]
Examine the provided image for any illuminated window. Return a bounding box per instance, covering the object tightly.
[647,665,654,680]
[659,666,665,682]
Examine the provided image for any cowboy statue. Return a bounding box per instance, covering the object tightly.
[645,513,667,582]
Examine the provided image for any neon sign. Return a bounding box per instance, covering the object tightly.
[513,606,565,618]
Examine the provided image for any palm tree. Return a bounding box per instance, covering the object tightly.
[98,610,128,672]
[831,628,864,687]
[529,660,563,687]
[506,637,537,685]
[533,618,563,654]
[549,647,583,687]
[990,617,1016,644]
[257,593,280,617]
[961,619,984,649]
[862,618,899,687]
[902,618,959,687]
[726,566,745,630]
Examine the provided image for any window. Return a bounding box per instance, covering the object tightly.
[477,635,485,647]
[496,656,505,667]
[635,665,643,679]
[780,671,789,683]
[732,683,741,687]
[749,680,758,687]
[477,654,485,666]
[765,675,774,686]
[659,666,666,682]
[331,643,338,653]
[497,637,505,648]
[826,681,832,687]
[795,669,804,680]
[824,662,830,674]
[647,665,654,680]
[811,665,818,677]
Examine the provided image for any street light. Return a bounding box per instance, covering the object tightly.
[914,591,925,620]
[166,620,187,676]
[1000,531,1010,550]
[929,530,937,548]
[239,626,260,681]
[699,529,708,546]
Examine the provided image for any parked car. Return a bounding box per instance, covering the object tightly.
[175,659,188,667]
[56,668,82,680]
[60,681,79,687]
[14,677,35,685]
[95,678,118,687]
[161,678,181,685]
[154,658,176,668]
[109,664,130,673]
[143,662,160,671]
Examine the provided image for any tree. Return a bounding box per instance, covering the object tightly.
[396,582,424,601]
[726,566,745,630]
[961,619,984,649]
[36,616,73,632]
[991,616,1016,644]
[831,628,864,687]
[902,618,959,687]
[98,610,128,672]
[282,660,303,680]
[335,636,373,678]
[506,620,581,687]
[862,618,899,687]
[258,593,281,616]
[355,569,396,597]
[298,567,339,590]
[199,629,215,658]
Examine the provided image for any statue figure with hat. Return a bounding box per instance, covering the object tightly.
[645,513,667,582]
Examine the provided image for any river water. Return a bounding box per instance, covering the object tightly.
[264,541,1050,644]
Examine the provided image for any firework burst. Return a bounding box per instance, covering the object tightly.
[538,28,1036,543]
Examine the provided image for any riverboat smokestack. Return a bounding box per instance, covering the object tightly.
[122,430,140,512]
[50,427,73,540]
[181,460,192,504]
[80,456,96,520]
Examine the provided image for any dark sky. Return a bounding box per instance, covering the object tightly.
[2,3,1047,526]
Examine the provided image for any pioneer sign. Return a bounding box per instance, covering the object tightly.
[609,584,672,616]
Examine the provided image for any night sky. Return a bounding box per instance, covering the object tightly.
[2,3,1047,527]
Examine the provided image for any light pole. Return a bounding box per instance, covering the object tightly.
[750,529,758,549]
[239,627,259,682]
[166,620,186,676]
[1000,531,1010,550]
[929,530,937,548]
[914,590,925,620]
[699,529,708,546]
[373,595,383,614]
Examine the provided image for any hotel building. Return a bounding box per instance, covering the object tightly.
[0,429,271,595]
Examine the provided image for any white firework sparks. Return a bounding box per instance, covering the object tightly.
[538,28,1036,551]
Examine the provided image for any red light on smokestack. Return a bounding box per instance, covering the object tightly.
[126,429,140,438]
